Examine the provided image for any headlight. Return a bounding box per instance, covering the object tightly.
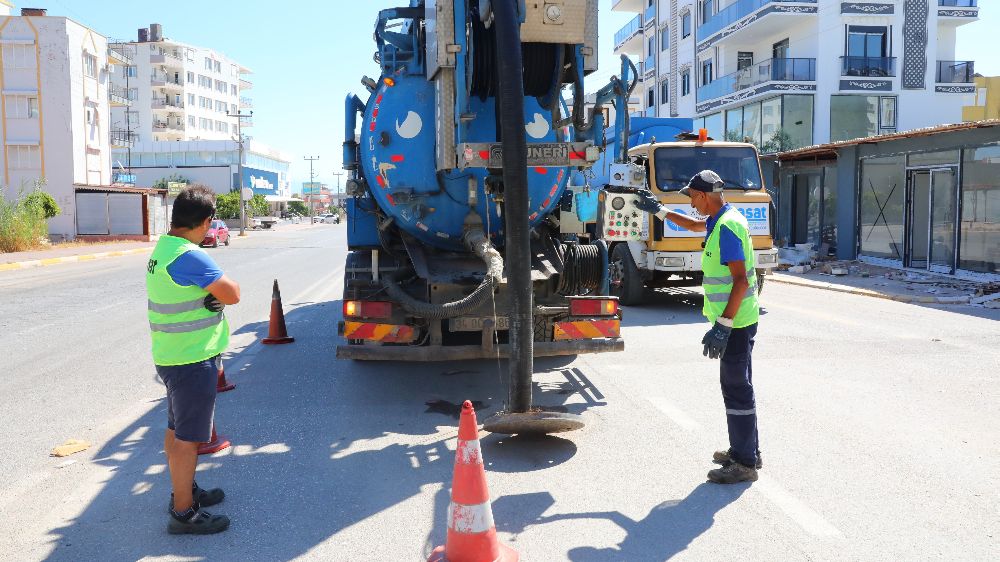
[757,253,777,264]
[656,256,685,267]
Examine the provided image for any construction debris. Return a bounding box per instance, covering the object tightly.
[51,439,89,458]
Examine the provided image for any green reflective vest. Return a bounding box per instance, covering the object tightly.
[702,208,759,328]
[146,235,229,366]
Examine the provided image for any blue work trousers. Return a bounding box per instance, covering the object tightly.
[720,323,759,467]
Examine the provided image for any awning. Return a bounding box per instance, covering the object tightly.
[264,195,304,203]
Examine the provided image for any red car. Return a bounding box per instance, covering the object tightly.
[202,220,230,248]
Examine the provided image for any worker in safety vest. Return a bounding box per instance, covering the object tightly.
[634,170,761,484]
[146,186,240,533]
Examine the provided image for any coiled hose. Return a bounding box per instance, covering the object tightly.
[557,243,604,295]
[381,229,504,320]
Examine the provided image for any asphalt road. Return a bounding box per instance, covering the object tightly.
[0,223,997,561]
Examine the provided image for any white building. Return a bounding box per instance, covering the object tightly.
[108,23,253,145]
[612,0,980,149]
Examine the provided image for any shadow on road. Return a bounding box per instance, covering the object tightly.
[43,300,607,561]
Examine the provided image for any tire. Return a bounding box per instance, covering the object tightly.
[212,239,219,248]
[224,236,230,246]
[610,244,644,306]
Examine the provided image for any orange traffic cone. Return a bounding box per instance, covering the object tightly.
[428,401,518,562]
[197,425,231,455]
[262,279,295,345]
[216,360,235,393]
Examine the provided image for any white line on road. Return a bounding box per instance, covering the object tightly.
[646,396,703,431]
[752,476,843,537]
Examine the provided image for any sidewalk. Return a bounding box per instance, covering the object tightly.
[0,240,155,271]
[768,261,999,307]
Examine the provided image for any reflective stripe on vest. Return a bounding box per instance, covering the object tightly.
[149,312,224,334]
[147,297,206,315]
[701,208,760,328]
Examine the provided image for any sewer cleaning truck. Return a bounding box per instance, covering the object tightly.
[338,1,630,433]
[562,120,780,305]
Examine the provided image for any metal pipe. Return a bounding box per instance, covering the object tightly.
[343,94,365,171]
[493,0,533,414]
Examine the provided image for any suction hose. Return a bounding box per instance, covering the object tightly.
[381,229,504,321]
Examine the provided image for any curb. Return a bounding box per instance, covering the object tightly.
[0,247,154,272]
[768,274,972,306]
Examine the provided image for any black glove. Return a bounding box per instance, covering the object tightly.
[631,189,662,214]
[702,321,732,359]
[204,294,225,313]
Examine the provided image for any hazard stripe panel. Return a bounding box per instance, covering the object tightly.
[343,322,416,343]
[553,319,621,341]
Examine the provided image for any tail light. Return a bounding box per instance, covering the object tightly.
[343,300,392,319]
[569,298,619,317]
[698,128,709,143]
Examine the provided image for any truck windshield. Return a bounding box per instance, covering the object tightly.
[653,146,763,192]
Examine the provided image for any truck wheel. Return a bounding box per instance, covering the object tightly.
[610,244,644,306]
[755,269,766,295]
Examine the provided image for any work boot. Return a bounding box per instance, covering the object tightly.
[707,461,758,484]
[713,448,763,470]
[167,502,230,535]
[167,481,225,513]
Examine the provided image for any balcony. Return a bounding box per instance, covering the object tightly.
[937,60,974,83]
[939,1,976,6]
[239,78,253,90]
[152,120,185,133]
[107,42,133,65]
[698,0,817,45]
[108,85,131,107]
[841,56,897,77]
[614,14,643,53]
[697,58,816,103]
[239,96,253,108]
[109,129,135,148]
[643,54,656,79]
[151,74,184,91]
[150,52,184,68]
[151,97,185,111]
[643,4,656,28]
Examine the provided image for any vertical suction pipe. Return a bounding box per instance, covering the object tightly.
[493,0,533,414]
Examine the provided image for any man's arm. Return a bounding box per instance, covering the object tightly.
[657,209,707,232]
[722,259,749,321]
[206,275,240,305]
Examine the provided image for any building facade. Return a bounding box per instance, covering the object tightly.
[773,121,999,279]
[108,23,253,145]
[963,76,1000,122]
[612,0,980,150]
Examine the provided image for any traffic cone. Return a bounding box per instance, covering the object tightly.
[262,279,295,345]
[216,361,235,393]
[197,426,231,455]
[428,401,518,562]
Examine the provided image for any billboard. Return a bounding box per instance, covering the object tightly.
[234,167,279,195]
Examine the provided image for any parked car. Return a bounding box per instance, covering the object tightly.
[313,213,340,224]
[202,220,230,248]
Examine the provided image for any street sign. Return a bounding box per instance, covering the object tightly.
[166,182,186,197]
[241,187,253,201]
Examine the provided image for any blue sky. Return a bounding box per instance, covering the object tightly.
[36,0,999,190]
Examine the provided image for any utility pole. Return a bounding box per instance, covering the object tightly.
[332,171,344,210]
[304,155,320,218]
[227,109,253,236]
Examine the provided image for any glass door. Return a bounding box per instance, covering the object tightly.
[906,168,957,271]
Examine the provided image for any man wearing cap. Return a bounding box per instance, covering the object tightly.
[633,170,761,484]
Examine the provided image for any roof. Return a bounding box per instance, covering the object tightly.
[776,120,1000,161]
[75,184,167,194]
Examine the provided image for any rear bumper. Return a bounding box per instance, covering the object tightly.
[336,338,624,361]
[646,248,779,271]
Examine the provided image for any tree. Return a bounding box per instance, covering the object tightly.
[288,200,309,215]
[215,191,241,220]
[25,189,60,219]
[759,129,794,154]
[248,194,269,217]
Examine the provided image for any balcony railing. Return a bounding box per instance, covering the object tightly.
[107,42,133,65]
[698,58,816,102]
[109,130,136,147]
[615,14,643,47]
[108,85,131,105]
[644,54,656,77]
[152,120,185,132]
[151,74,183,88]
[841,56,897,77]
[239,78,253,90]
[151,97,185,110]
[150,52,184,66]
[700,0,813,40]
[939,0,976,6]
[643,4,656,27]
[937,60,974,83]
[239,96,253,108]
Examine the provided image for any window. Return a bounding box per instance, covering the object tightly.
[231,84,238,96]
[660,28,669,51]
[204,57,212,71]
[4,96,38,119]
[7,145,40,169]
[660,80,669,104]
[845,26,890,76]
[199,117,212,129]
[647,87,654,108]
[738,52,754,71]
[187,71,194,83]
[188,115,196,127]
[199,96,211,109]
[230,103,237,114]
[83,53,97,77]
[127,88,138,101]
[124,65,137,78]
[960,145,1000,273]
[216,80,227,93]
[2,44,35,69]
[214,60,221,73]
[859,155,906,260]
[198,75,212,88]
[701,59,713,86]
[830,95,896,141]
[126,110,139,126]
[700,0,713,25]
[681,70,690,96]
[216,121,229,133]
[682,12,691,38]
[231,64,238,77]
[187,93,196,105]
[648,36,655,57]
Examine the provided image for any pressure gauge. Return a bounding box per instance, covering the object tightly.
[611,196,626,211]
[545,5,562,22]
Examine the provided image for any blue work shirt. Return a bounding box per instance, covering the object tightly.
[705,204,745,265]
[167,249,223,289]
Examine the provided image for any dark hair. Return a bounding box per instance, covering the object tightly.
[171,185,216,229]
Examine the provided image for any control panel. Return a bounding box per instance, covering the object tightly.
[599,192,648,242]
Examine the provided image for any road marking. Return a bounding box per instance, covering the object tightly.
[647,396,703,431]
[764,300,865,327]
[753,476,842,537]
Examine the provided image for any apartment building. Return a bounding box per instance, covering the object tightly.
[108,23,253,146]
[612,0,980,150]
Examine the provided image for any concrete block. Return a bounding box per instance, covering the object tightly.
[788,265,811,274]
